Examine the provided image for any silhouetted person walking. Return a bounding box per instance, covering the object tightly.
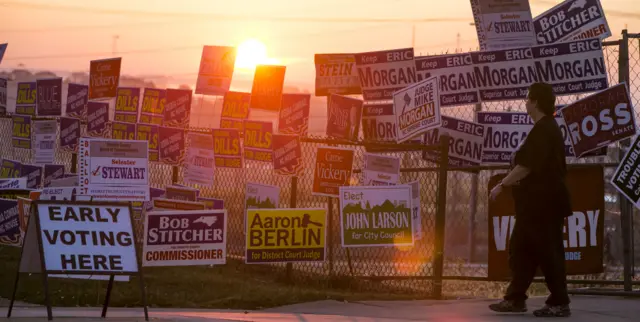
[488,82,572,318]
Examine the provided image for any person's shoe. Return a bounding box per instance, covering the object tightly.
[489,300,527,313]
[533,304,571,317]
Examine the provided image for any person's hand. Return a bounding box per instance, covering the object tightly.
[490,183,503,201]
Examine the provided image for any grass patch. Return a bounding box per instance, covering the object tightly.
[0,246,424,309]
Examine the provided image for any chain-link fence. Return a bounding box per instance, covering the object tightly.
[1,31,639,300]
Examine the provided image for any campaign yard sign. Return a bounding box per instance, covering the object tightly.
[339,185,413,247]
[470,46,535,101]
[250,65,286,112]
[164,89,192,128]
[220,91,250,133]
[0,178,27,189]
[44,164,65,188]
[21,164,42,189]
[532,38,608,95]
[312,146,354,197]
[33,120,56,164]
[272,134,303,177]
[213,129,242,168]
[114,87,140,123]
[560,83,635,158]
[139,88,166,125]
[469,0,537,51]
[279,93,310,135]
[195,45,236,95]
[533,0,611,45]
[314,53,362,96]
[79,138,150,202]
[136,124,159,162]
[393,75,441,143]
[65,83,88,119]
[12,115,31,149]
[1,159,22,178]
[89,57,121,99]
[166,185,199,201]
[36,78,62,116]
[86,102,109,137]
[488,166,604,280]
[354,48,417,101]
[152,198,206,211]
[409,181,422,240]
[159,126,186,165]
[423,116,485,167]
[362,103,396,142]
[362,153,400,186]
[245,208,326,263]
[0,199,20,246]
[143,210,227,266]
[414,53,480,107]
[326,94,363,141]
[611,135,640,208]
[60,117,81,153]
[244,121,273,162]
[0,78,6,115]
[246,182,280,211]
[15,82,36,116]
[184,132,215,187]
[197,197,224,210]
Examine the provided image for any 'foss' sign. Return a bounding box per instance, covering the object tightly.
[560,83,636,158]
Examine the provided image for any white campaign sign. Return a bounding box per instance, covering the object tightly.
[183,133,215,187]
[470,0,537,51]
[393,75,441,143]
[33,120,56,164]
[79,138,150,201]
[0,178,27,189]
[40,187,78,201]
[533,0,611,45]
[36,203,138,273]
[409,181,422,240]
[414,53,480,107]
[363,153,400,186]
[423,115,485,167]
[354,48,418,101]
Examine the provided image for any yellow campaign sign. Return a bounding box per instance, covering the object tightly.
[245,208,326,263]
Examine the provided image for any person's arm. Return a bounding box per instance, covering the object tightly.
[500,165,530,187]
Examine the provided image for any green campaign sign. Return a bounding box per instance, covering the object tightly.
[339,185,413,247]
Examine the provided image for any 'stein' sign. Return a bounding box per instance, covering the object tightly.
[560,83,635,158]
[469,0,537,51]
[220,91,250,133]
[326,94,363,141]
[488,166,604,280]
[533,0,611,45]
[393,75,441,143]
[354,48,417,101]
[415,53,480,107]
[34,202,138,273]
[339,185,413,247]
[89,57,121,99]
[195,45,236,96]
[246,208,326,264]
[139,88,165,125]
[244,121,273,162]
[143,210,227,267]
[611,135,640,208]
[312,146,354,197]
[114,87,140,123]
[278,93,310,135]
[250,65,286,112]
[213,129,242,168]
[314,53,362,97]
[65,83,88,119]
[36,78,62,116]
[79,138,150,201]
[423,115,485,167]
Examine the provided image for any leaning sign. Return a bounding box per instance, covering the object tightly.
[143,210,227,267]
[533,0,611,45]
[7,200,148,320]
[79,138,150,201]
[245,208,326,263]
[611,135,640,208]
[469,0,537,51]
[393,75,441,143]
[339,185,413,247]
[559,83,635,158]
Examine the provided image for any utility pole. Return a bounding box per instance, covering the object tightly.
[112,35,119,55]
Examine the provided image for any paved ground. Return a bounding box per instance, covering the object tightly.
[1,295,639,321]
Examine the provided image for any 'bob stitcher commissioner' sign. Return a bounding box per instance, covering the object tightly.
[339,185,413,247]
[245,208,326,264]
[143,210,227,267]
[393,75,441,143]
[79,138,150,201]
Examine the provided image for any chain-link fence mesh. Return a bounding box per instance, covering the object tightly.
[1,33,639,299]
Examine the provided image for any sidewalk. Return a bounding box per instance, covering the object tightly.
[1,295,638,321]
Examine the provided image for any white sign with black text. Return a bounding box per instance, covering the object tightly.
[33,120,57,165]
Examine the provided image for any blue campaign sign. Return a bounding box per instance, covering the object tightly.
[533,0,611,45]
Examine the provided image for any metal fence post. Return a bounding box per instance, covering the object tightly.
[327,197,334,278]
[617,29,634,291]
[468,103,482,263]
[70,153,78,174]
[172,166,179,184]
[285,176,298,282]
[432,135,450,299]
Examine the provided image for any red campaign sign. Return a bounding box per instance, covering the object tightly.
[249,65,286,112]
[272,134,302,176]
[560,83,636,158]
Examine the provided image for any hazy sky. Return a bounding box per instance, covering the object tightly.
[1,0,639,90]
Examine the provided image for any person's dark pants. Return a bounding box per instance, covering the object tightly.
[504,215,570,306]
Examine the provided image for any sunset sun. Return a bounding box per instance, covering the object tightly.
[235,39,279,70]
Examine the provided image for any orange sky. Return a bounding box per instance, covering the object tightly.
[1,0,639,90]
